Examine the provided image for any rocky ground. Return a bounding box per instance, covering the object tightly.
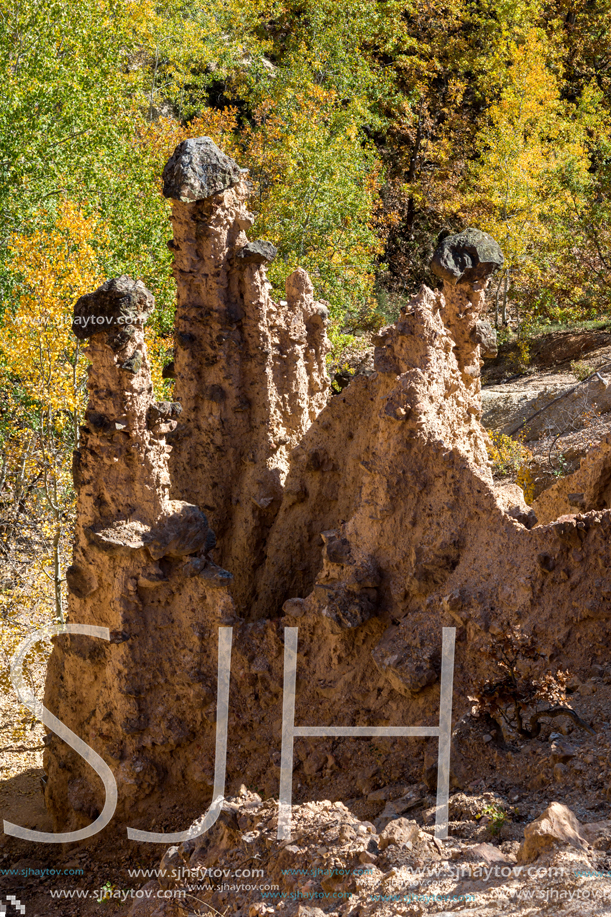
[121,790,611,917]
[480,327,611,501]
[3,666,611,915]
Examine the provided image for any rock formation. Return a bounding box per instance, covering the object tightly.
[164,138,329,614]
[44,276,235,832]
[43,140,611,842]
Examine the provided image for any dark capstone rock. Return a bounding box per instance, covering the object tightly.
[162,137,243,203]
[236,240,278,265]
[162,356,175,379]
[121,350,142,374]
[147,401,183,426]
[431,228,503,285]
[471,319,498,358]
[73,276,154,343]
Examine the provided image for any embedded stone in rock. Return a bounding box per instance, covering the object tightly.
[506,505,538,530]
[322,530,353,565]
[145,501,213,560]
[236,240,278,264]
[65,564,98,599]
[320,584,377,629]
[162,137,243,203]
[86,520,151,554]
[431,228,503,285]
[147,401,183,426]
[282,597,306,617]
[72,275,154,343]
[471,319,498,358]
[121,350,142,374]
[372,627,441,696]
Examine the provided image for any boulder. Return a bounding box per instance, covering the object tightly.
[72,275,154,345]
[237,240,278,264]
[517,802,589,863]
[378,817,420,850]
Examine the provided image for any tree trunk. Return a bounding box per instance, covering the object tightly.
[53,520,64,624]
[502,269,510,325]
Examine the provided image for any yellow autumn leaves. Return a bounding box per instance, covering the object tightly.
[2,202,102,422]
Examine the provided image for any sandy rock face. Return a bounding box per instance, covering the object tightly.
[533,433,611,523]
[250,280,497,622]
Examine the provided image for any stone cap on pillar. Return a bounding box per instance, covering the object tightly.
[72,276,155,349]
[163,137,244,203]
[431,228,503,285]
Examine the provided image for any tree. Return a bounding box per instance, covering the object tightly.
[0,201,103,620]
[464,27,591,326]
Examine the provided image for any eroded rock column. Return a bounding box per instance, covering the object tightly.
[431,227,503,403]
[44,277,234,834]
[163,137,330,614]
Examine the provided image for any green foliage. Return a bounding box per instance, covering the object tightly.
[2,0,611,629]
[374,0,611,326]
[477,802,508,837]
[2,0,611,330]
